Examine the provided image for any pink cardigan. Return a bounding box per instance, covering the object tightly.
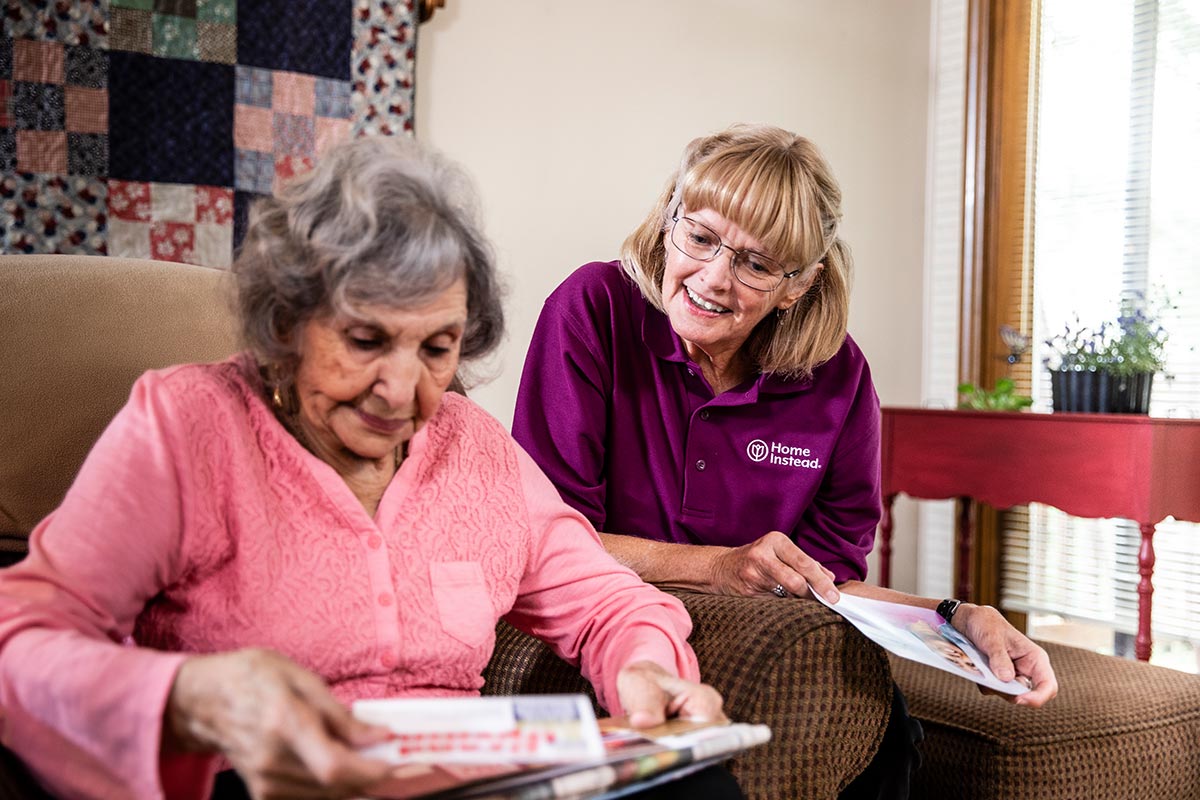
[0,356,699,799]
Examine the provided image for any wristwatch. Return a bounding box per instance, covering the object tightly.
[936,598,963,625]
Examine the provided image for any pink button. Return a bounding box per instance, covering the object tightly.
[367,535,382,549]
[378,592,394,607]
[380,652,395,667]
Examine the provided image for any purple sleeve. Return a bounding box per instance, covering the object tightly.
[513,278,613,530]
[796,365,883,582]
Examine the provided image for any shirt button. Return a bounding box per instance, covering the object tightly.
[700,410,710,421]
[367,535,382,550]
[696,460,706,471]
[378,592,394,607]
[380,652,396,667]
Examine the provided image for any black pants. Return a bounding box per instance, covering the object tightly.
[211,763,744,800]
[838,685,924,800]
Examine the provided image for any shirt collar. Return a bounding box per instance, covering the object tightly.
[639,299,813,397]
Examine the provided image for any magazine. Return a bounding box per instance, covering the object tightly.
[352,695,770,800]
[812,591,1032,696]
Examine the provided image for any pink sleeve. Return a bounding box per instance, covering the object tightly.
[504,445,700,715]
[0,371,217,800]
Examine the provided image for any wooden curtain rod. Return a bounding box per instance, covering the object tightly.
[419,0,445,24]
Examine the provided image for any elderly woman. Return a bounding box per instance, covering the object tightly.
[513,124,1058,795]
[0,136,729,800]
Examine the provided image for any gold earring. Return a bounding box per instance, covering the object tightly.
[272,384,285,409]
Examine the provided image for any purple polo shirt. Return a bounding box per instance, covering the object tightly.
[513,261,881,582]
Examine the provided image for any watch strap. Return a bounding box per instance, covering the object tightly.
[936,598,963,624]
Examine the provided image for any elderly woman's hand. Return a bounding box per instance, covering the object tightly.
[615,661,727,729]
[953,603,1059,707]
[165,648,394,799]
[708,531,841,602]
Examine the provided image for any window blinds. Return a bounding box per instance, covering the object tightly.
[1001,0,1200,644]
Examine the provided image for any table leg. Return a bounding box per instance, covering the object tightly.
[955,497,973,602]
[879,494,896,589]
[1136,523,1156,662]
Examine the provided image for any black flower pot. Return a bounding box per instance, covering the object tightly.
[1049,368,1114,413]
[1049,368,1155,413]
[1111,371,1154,414]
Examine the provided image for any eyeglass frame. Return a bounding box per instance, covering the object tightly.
[668,214,804,292]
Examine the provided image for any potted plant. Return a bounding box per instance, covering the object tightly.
[1044,292,1171,414]
[957,377,1034,411]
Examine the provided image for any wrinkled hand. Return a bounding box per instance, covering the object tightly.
[615,661,727,729]
[708,531,840,602]
[165,648,394,799]
[953,604,1059,707]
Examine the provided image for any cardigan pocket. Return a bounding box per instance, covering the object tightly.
[430,561,495,648]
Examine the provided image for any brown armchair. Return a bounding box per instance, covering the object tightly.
[0,254,895,799]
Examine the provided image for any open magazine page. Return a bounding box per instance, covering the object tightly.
[351,695,770,800]
[812,591,1031,696]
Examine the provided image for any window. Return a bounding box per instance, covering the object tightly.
[999,0,1200,671]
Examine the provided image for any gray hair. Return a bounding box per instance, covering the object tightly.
[233,135,503,383]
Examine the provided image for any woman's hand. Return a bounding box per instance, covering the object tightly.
[615,661,727,729]
[708,530,840,602]
[165,648,395,799]
[953,604,1059,707]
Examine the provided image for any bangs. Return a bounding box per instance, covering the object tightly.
[680,148,828,269]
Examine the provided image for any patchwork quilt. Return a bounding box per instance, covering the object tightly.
[2,0,417,267]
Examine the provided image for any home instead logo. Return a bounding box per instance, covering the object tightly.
[746,439,822,469]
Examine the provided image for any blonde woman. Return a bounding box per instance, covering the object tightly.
[514,124,1057,798]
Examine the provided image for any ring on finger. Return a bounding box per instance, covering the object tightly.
[772,584,788,598]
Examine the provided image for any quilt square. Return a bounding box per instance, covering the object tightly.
[233,104,272,151]
[272,71,315,116]
[152,13,198,60]
[108,51,233,186]
[110,8,153,55]
[16,129,66,172]
[238,0,351,80]
[194,220,233,267]
[5,2,109,48]
[0,128,14,172]
[0,80,12,127]
[1,35,11,79]
[197,0,236,24]
[351,0,416,138]
[197,185,234,224]
[13,39,64,85]
[65,44,107,88]
[108,179,153,221]
[274,154,314,187]
[2,172,107,255]
[235,65,272,108]
[67,132,107,175]
[314,76,350,118]
[196,22,236,64]
[65,85,107,133]
[12,82,64,130]
[107,216,153,258]
[112,0,155,10]
[150,219,195,262]
[272,112,314,156]
[314,116,350,154]
[235,148,273,194]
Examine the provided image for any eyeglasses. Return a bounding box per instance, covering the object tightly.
[669,215,802,292]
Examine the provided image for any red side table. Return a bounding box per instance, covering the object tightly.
[879,407,1200,661]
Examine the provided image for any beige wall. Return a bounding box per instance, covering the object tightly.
[415,0,932,591]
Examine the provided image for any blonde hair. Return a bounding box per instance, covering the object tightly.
[621,124,851,379]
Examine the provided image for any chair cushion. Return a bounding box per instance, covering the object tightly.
[0,255,237,548]
[892,641,1200,800]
